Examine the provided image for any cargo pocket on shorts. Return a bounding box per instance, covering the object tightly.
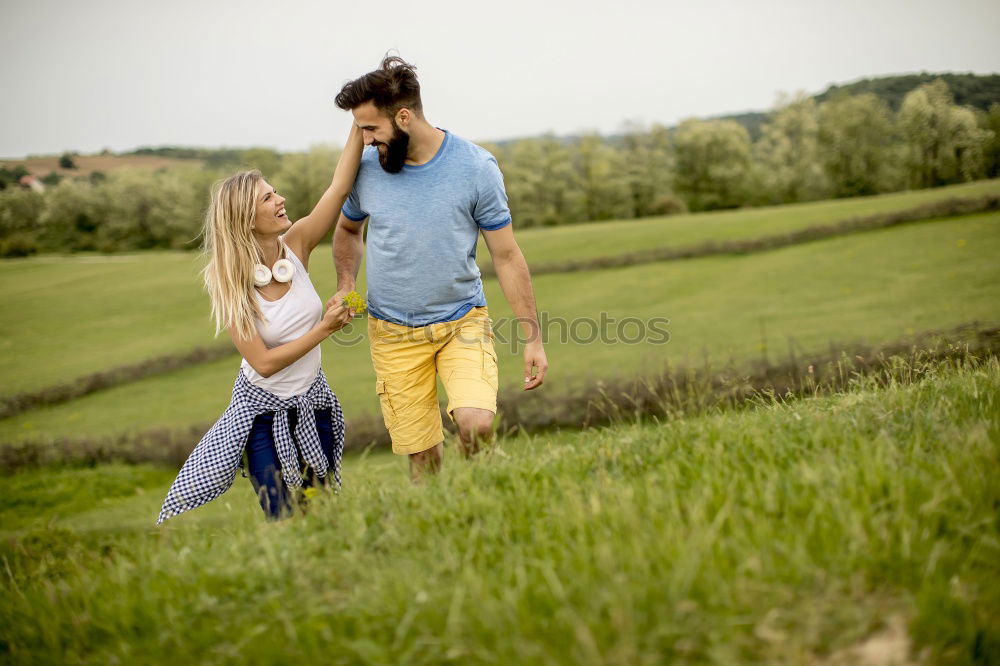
[375,379,396,429]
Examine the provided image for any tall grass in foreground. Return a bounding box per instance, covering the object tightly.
[2,355,998,664]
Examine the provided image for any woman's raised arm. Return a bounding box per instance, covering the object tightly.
[284,124,364,260]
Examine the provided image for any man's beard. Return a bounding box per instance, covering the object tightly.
[377,121,410,174]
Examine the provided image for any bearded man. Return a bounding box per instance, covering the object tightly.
[331,55,547,480]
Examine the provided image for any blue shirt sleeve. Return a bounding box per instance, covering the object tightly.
[473,156,512,231]
[341,185,368,222]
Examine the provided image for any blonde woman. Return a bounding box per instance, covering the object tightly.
[157,126,363,524]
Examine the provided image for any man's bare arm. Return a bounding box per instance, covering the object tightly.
[332,213,365,297]
[482,224,548,390]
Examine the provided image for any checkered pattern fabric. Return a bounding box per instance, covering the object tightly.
[156,369,344,525]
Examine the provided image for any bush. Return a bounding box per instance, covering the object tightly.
[28,166,215,252]
[38,179,106,251]
[0,165,29,189]
[0,233,38,257]
[40,171,62,186]
[0,188,44,257]
[647,193,688,216]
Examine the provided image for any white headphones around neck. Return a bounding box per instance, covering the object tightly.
[253,258,295,287]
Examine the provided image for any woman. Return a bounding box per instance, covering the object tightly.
[157,125,363,524]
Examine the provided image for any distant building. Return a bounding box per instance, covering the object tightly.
[19,175,45,193]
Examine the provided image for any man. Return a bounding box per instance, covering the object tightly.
[331,55,547,480]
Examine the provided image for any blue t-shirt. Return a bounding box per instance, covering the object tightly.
[342,130,512,327]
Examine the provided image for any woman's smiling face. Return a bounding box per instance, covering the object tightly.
[253,179,290,235]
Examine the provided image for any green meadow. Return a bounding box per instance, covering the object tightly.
[1,356,997,663]
[2,180,999,664]
[477,177,1000,267]
[1,199,997,444]
[3,178,999,400]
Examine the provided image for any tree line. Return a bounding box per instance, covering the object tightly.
[487,80,999,225]
[1,78,998,256]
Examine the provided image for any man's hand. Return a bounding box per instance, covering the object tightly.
[523,340,548,390]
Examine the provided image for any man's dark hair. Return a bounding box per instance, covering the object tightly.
[335,55,423,117]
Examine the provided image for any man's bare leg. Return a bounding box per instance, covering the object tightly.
[408,443,442,483]
[452,407,495,459]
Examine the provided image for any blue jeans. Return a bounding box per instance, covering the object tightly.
[245,407,335,520]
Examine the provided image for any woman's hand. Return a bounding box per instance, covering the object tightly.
[321,300,352,334]
[230,294,354,377]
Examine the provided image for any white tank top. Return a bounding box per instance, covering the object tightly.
[240,240,324,398]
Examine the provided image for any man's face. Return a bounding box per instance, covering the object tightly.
[352,101,410,173]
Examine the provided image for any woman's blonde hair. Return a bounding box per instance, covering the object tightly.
[202,170,266,341]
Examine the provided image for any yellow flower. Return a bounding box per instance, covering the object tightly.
[302,487,319,500]
[343,290,367,314]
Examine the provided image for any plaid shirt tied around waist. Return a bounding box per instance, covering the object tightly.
[156,369,344,525]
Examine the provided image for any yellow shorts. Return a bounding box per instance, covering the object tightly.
[368,306,499,455]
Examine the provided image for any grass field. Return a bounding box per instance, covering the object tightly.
[3,179,998,399]
[1,355,997,664]
[2,182,998,664]
[477,178,1000,268]
[2,209,997,444]
[0,251,371,399]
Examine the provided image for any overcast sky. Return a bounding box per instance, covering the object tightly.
[2,0,998,157]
